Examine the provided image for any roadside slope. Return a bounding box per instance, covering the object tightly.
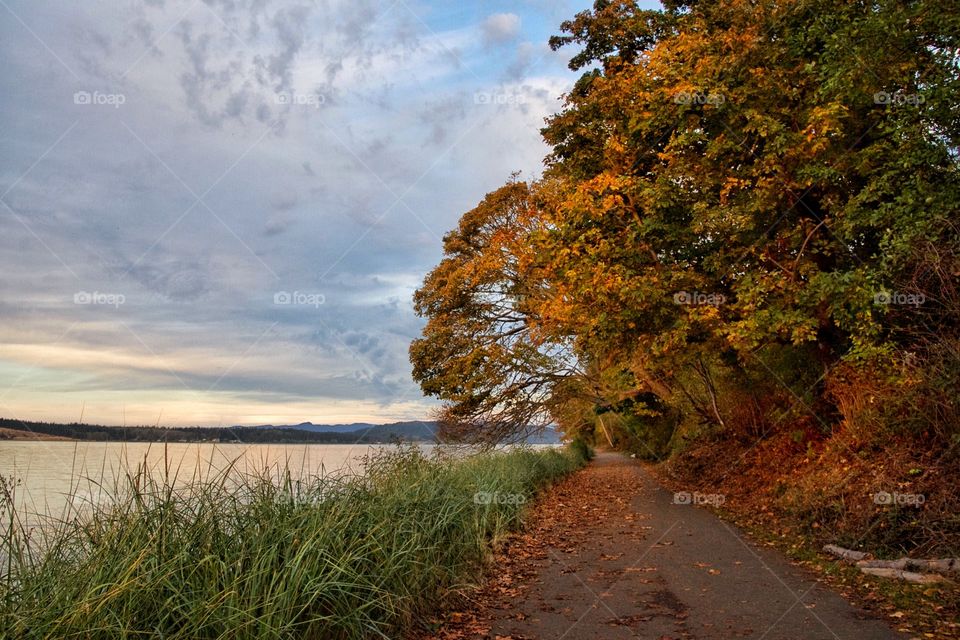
[423,452,906,640]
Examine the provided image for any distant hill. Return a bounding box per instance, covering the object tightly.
[0,418,438,444]
[255,421,562,444]
[520,428,563,445]
[256,421,439,441]
[0,418,563,445]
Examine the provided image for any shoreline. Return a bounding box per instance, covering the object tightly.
[0,427,73,441]
[0,445,589,638]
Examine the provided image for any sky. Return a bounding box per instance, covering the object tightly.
[0,0,628,428]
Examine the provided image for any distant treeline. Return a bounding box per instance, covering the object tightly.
[0,418,435,444]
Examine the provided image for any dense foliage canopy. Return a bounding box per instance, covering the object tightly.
[412,0,960,451]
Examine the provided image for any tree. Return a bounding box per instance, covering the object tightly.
[409,180,580,443]
[534,0,960,426]
[412,0,960,448]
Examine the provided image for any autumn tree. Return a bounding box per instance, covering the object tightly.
[532,0,960,441]
[413,0,960,448]
[409,180,585,443]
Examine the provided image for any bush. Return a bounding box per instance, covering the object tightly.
[568,437,595,463]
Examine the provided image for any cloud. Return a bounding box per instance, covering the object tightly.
[261,3,312,91]
[124,258,211,302]
[481,13,521,45]
[263,216,292,236]
[506,42,540,81]
[418,96,467,145]
[0,0,578,426]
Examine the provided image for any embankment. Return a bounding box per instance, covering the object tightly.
[654,430,960,637]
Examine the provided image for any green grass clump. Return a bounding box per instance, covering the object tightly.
[0,445,587,639]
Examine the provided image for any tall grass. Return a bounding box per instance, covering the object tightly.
[0,445,587,639]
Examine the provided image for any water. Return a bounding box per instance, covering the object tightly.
[0,441,419,527]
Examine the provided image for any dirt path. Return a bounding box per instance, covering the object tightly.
[424,452,908,640]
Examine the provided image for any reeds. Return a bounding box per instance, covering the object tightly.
[0,445,587,639]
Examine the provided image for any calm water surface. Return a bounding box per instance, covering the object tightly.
[0,441,425,525]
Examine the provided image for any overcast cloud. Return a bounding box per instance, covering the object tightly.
[0,0,591,426]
